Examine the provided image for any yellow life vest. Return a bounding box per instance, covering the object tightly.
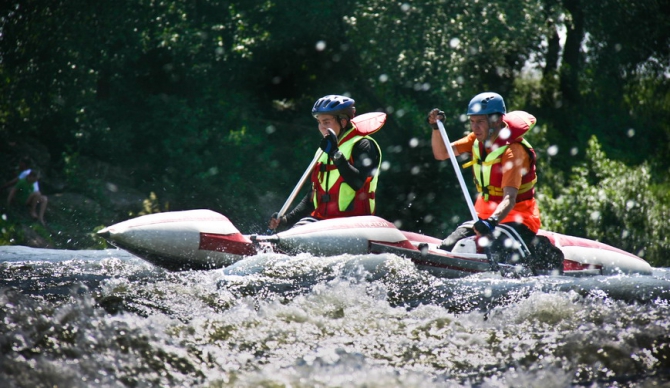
[311,129,381,218]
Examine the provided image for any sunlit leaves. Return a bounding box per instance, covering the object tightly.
[538,136,670,265]
[345,0,547,113]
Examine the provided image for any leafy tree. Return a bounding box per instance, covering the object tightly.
[538,0,670,171]
[345,0,547,114]
[538,136,670,266]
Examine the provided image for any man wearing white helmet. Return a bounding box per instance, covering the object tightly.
[427,92,563,274]
[269,95,382,229]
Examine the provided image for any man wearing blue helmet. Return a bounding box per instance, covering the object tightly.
[269,95,382,229]
[427,92,563,274]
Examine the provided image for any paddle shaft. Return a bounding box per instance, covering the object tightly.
[277,149,323,218]
[436,120,479,221]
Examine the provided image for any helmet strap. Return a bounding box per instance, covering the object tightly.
[338,117,351,132]
[485,114,501,143]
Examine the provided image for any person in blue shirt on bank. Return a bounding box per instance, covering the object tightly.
[7,169,48,226]
[1,156,32,191]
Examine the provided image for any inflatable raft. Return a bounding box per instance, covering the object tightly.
[97,209,653,277]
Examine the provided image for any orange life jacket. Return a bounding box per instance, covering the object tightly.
[464,111,541,232]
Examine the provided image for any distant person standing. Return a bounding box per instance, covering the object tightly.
[7,169,48,226]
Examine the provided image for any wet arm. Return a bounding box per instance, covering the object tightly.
[491,187,518,221]
[0,177,18,191]
[433,129,475,161]
[431,130,460,160]
[283,191,315,225]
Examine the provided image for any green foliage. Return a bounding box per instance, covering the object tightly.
[536,0,670,172]
[345,0,548,115]
[538,136,670,266]
[0,210,55,247]
[0,213,23,245]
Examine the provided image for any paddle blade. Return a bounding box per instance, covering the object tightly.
[352,112,386,135]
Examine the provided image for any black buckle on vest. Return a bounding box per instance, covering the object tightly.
[319,164,328,172]
[321,194,331,202]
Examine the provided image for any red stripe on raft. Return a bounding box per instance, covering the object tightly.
[368,239,417,250]
[411,258,484,273]
[278,217,397,237]
[369,241,487,273]
[539,230,643,261]
[199,233,256,256]
[400,231,442,245]
[563,259,603,272]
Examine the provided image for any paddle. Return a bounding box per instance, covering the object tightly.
[436,119,478,221]
[269,112,387,232]
[273,149,324,227]
[436,119,522,271]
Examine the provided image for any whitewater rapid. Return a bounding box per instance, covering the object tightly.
[1,246,669,387]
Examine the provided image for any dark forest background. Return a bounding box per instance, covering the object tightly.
[1,0,669,266]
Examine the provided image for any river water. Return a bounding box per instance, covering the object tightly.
[1,246,669,387]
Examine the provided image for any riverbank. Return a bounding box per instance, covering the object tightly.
[1,141,147,250]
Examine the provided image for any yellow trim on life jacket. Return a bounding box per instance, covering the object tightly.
[462,157,501,169]
[475,175,537,196]
[470,137,536,201]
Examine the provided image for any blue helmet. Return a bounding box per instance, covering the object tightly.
[312,95,356,120]
[467,92,506,116]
